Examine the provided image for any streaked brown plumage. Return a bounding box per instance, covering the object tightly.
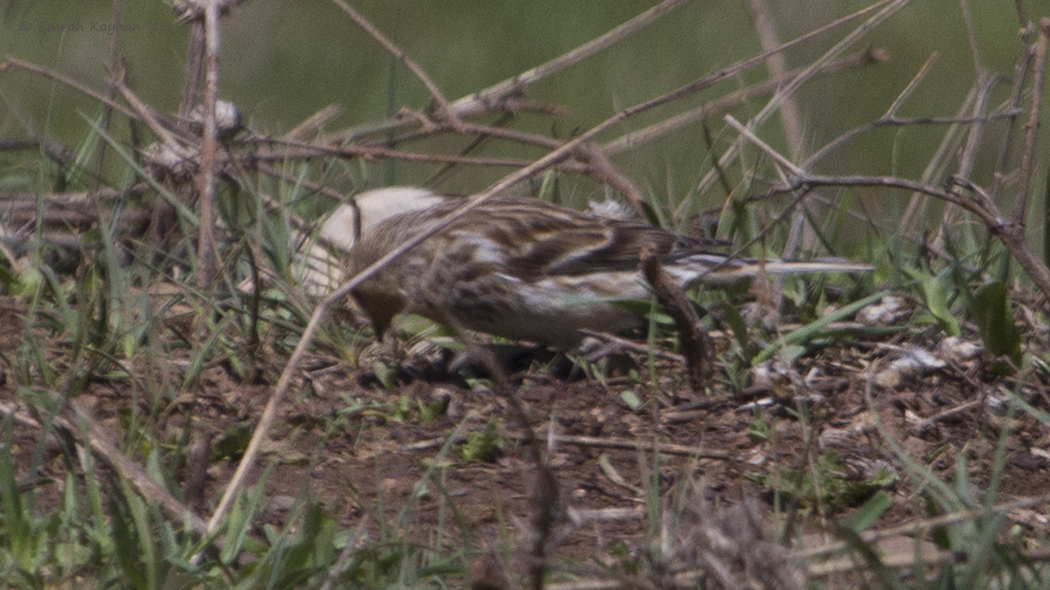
[339,189,873,348]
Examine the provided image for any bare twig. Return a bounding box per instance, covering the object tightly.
[804,51,940,170]
[449,0,688,118]
[769,175,986,221]
[329,0,458,127]
[640,242,711,390]
[577,329,686,364]
[0,56,139,122]
[754,0,911,130]
[114,79,192,153]
[989,24,1036,204]
[797,491,1050,561]
[747,0,810,296]
[194,0,222,288]
[898,82,977,232]
[404,431,736,461]
[283,104,344,142]
[607,48,887,160]
[424,111,518,185]
[725,115,803,176]
[696,0,911,199]
[519,432,735,460]
[1012,18,1050,223]
[747,0,804,161]
[177,13,205,123]
[955,76,1000,189]
[763,172,1050,300]
[333,0,860,145]
[251,142,571,170]
[0,185,151,210]
[958,0,985,76]
[575,144,647,216]
[89,0,124,198]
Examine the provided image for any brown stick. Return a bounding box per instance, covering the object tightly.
[640,242,712,390]
[0,56,139,122]
[329,0,689,144]
[194,0,221,288]
[329,0,458,127]
[89,0,124,198]
[609,48,887,161]
[1012,18,1050,223]
[989,25,1036,204]
[695,0,910,200]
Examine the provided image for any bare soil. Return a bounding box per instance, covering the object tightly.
[4,292,1050,564]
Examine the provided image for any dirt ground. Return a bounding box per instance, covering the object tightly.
[4,292,1050,565]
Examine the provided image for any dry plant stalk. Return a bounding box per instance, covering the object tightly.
[640,241,712,389]
[194,0,222,288]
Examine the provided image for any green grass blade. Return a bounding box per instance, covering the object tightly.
[753,290,889,364]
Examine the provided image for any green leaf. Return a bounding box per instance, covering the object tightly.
[606,298,672,325]
[0,441,30,557]
[754,291,889,364]
[620,390,643,412]
[722,304,752,360]
[458,419,503,462]
[908,269,960,336]
[972,282,1021,364]
[844,490,893,532]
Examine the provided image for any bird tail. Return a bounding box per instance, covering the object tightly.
[679,254,874,285]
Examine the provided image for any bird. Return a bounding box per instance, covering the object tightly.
[335,188,873,349]
[286,187,447,297]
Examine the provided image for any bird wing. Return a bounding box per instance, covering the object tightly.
[431,197,726,281]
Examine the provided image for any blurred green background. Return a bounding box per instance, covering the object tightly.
[1,0,1046,219]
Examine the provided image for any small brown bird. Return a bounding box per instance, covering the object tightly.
[338,188,873,348]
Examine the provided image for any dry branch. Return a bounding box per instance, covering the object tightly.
[1012,17,1050,222]
[640,242,711,390]
[194,0,222,288]
[329,0,459,127]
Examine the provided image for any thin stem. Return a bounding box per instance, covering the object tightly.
[329,0,457,125]
[194,0,221,288]
[1012,18,1050,223]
